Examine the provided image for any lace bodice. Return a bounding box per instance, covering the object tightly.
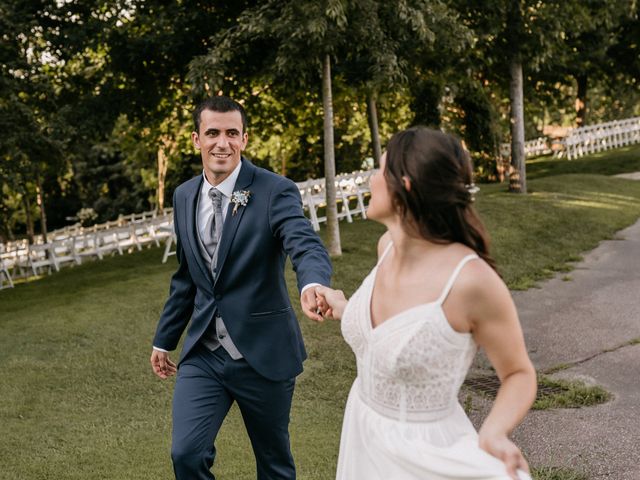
[341,243,478,422]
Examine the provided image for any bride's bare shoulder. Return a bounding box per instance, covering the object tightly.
[455,255,511,310]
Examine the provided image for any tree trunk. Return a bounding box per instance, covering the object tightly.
[21,190,35,244]
[156,140,169,212]
[366,92,382,165]
[280,142,286,177]
[0,205,13,242]
[35,171,49,243]
[575,74,588,128]
[508,58,527,194]
[322,53,342,256]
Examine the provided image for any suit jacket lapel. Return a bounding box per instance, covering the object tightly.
[183,176,212,283]
[214,158,256,287]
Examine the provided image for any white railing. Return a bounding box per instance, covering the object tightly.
[559,117,640,160]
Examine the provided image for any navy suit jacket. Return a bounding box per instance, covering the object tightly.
[153,159,332,381]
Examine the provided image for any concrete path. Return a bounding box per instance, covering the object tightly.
[615,172,640,180]
[467,213,640,478]
[512,216,640,479]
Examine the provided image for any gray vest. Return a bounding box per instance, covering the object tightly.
[195,190,243,359]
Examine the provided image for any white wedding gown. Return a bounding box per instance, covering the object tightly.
[336,243,531,480]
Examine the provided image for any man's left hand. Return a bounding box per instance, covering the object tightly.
[301,286,324,322]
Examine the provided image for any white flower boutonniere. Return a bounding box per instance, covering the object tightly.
[230,190,252,215]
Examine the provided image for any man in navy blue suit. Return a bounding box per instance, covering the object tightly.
[150,96,332,480]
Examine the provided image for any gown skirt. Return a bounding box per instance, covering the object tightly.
[335,382,531,480]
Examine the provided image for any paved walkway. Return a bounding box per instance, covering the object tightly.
[513,217,640,479]
[467,204,640,478]
[615,172,640,180]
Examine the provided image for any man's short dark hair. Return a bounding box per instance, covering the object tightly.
[192,96,248,134]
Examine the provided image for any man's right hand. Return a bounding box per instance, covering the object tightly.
[315,286,348,321]
[150,349,177,379]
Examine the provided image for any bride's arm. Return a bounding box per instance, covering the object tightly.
[464,263,537,478]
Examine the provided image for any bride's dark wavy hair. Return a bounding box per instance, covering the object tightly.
[384,126,497,271]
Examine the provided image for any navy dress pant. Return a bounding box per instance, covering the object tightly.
[171,344,296,480]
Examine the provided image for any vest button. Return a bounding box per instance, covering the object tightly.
[215,294,222,300]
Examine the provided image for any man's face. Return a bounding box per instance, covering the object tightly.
[192,109,248,184]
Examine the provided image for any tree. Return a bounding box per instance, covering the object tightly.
[190,0,358,256]
[568,2,638,126]
[189,0,469,255]
[0,0,70,241]
[340,0,467,164]
[454,0,596,193]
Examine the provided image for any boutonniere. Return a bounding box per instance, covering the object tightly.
[230,190,252,215]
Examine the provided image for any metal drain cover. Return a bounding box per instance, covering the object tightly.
[464,375,568,400]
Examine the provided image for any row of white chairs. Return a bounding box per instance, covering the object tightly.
[0,208,174,254]
[297,170,374,231]
[559,117,640,160]
[498,117,640,162]
[160,169,376,263]
[0,170,375,276]
[500,137,553,159]
[0,214,173,288]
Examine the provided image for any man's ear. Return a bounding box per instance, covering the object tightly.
[191,131,200,150]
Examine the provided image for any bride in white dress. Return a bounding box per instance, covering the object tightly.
[316,127,537,480]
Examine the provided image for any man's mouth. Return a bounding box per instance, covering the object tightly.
[211,152,231,159]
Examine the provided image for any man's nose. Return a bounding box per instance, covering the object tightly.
[216,135,229,148]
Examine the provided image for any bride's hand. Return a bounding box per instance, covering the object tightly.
[315,286,347,320]
[478,430,529,480]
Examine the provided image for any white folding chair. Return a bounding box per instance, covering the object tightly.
[51,239,81,269]
[95,230,124,258]
[114,225,141,253]
[161,225,177,264]
[0,258,14,289]
[301,179,326,231]
[73,233,101,262]
[24,244,58,276]
[138,215,173,248]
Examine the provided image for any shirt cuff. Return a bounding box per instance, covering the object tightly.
[301,283,322,295]
[153,346,169,353]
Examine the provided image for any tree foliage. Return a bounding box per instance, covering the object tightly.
[1,0,637,240]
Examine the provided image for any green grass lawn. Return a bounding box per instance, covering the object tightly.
[1,147,640,479]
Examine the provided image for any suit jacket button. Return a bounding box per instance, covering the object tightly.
[215,294,222,300]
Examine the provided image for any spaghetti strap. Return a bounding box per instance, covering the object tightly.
[436,254,479,305]
[376,240,394,267]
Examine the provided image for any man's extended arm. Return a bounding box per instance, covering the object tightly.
[269,178,332,321]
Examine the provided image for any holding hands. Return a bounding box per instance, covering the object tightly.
[314,286,348,320]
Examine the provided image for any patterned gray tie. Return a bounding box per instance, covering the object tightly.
[206,188,224,265]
